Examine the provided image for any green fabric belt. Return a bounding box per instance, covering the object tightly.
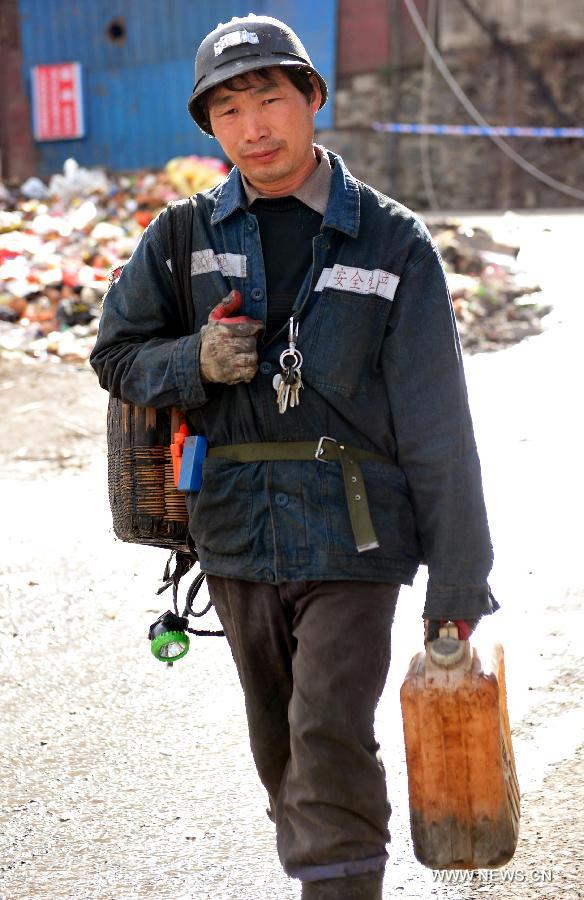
[208,437,395,554]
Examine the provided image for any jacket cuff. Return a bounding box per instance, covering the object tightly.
[423,581,499,620]
[174,332,209,409]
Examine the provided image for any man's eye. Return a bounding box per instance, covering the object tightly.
[262,97,278,105]
[220,108,237,117]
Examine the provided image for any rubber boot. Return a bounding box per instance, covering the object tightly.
[301,871,384,899]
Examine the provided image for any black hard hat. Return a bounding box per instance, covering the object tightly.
[188,14,328,134]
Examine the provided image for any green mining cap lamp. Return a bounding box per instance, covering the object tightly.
[149,611,190,663]
[148,553,224,665]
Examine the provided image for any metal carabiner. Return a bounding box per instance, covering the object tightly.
[287,316,299,351]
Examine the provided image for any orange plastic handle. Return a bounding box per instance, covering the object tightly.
[170,422,190,487]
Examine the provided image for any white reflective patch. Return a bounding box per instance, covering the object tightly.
[191,250,247,278]
[166,251,247,279]
[314,264,400,301]
[214,29,259,56]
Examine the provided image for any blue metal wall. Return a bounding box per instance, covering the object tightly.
[18,0,337,174]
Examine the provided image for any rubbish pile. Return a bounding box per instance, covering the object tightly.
[1,159,551,365]
[431,222,551,353]
[0,156,228,365]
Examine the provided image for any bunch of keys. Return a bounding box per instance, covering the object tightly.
[272,318,303,414]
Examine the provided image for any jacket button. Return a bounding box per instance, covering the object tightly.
[251,287,263,301]
[275,493,289,507]
[247,219,256,231]
[259,361,272,375]
[263,568,275,582]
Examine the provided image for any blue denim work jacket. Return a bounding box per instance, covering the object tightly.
[91,152,496,619]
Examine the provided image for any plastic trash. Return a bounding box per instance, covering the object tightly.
[20,177,49,200]
[165,155,228,196]
[48,158,111,202]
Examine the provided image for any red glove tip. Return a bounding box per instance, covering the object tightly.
[210,290,243,321]
[454,620,473,640]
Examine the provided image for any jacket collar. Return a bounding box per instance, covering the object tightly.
[321,151,360,238]
[210,150,360,238]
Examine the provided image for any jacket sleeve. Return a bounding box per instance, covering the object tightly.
[382,244,497,620]
[89,216,208,410]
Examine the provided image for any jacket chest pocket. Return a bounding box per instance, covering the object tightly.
[302,289,392,395]
[191,272,238,332]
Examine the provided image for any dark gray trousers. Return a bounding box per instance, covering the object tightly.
[206,576,399,883]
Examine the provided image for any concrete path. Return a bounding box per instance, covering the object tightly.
[1,211,582,899]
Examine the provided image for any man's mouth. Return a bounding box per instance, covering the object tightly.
[243,148,281,162]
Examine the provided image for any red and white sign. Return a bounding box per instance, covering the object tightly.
[32,62,85,142]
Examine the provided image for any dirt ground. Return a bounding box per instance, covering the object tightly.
[1,211,583,899]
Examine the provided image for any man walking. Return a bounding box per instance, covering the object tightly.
[91,14,496,898]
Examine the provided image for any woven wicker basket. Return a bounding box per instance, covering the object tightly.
[104,199,195,553]
[106,397,189,551]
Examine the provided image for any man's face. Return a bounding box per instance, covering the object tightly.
[208,68,322,195]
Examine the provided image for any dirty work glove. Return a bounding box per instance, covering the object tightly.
[200,290,263,384]
[424,618,480,643]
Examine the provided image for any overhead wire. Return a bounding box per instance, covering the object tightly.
[419,0,441,209]
[402,0,584,203]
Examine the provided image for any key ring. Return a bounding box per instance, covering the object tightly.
[279,348,303,369]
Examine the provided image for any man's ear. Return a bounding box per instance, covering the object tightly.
[308,75,322,115]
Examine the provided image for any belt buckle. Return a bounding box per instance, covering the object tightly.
[315,435,337,463]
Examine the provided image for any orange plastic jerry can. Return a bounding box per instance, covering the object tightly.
[400,623,520,870]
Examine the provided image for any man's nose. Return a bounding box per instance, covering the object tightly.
[241,110,270,143]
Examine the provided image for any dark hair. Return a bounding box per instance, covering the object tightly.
[197,66,316,134]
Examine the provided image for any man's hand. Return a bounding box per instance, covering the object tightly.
[424,618,480,643]
[200,290,264,385]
